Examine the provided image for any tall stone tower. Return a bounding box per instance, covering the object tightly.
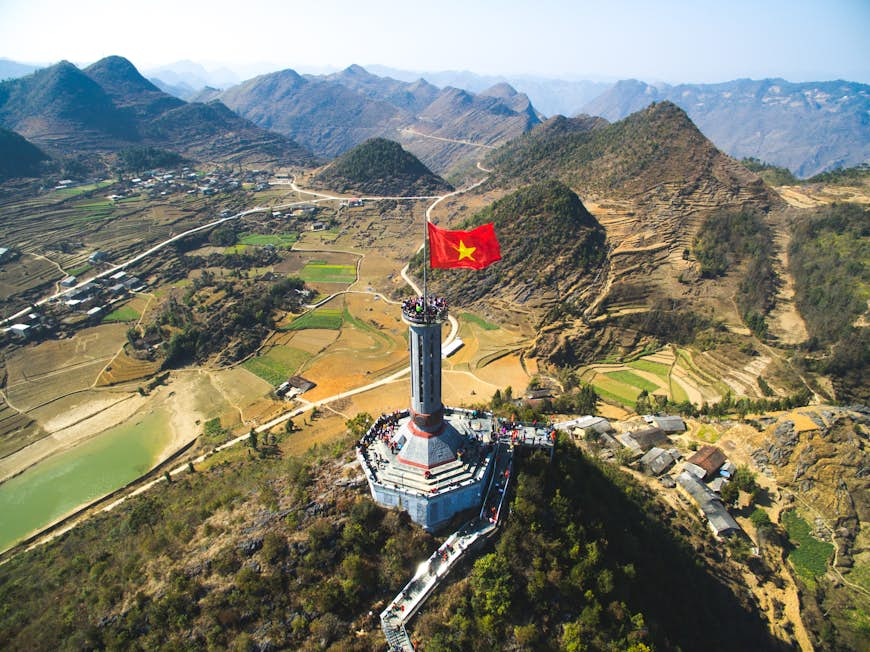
[398,297,463,469]
[356,295,495,532]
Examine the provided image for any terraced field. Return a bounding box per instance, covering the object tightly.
[582,346,728,411]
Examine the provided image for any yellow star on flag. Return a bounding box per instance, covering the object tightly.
[454,239,477,261]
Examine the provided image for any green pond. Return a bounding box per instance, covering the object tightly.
[0,409,173,552]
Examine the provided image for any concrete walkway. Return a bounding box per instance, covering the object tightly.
[379,443,513,650]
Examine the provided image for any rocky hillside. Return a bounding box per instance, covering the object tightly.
[488,101,777,218]
[0,127,49,180]
[423,180,606,310]
[311,138,452,196]
[210,65,542,173]
[582,78,870,178]
[0,56,316,167]
[747,407,869,651]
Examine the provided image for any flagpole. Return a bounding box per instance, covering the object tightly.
[423,214,428,310]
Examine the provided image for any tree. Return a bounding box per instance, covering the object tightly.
[285,417,295,433]
[163,470,172,484]
[719,480,738,505]
[635,390,652,415]
[345,412,373,438]
[249,428,258,450]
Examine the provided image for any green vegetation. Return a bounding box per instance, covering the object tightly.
[102,305,141,323]
[312,137,451,196]
[693,209,776,337]
[237,232,297,248]
[299,262,356,284]
[628,359,671,376]
[788,204,869,402]
[605,370,660,393]
[417,443,783,650]
[66,263,93,277]
[117,146,185,173]
[806,163,870,185]
[0,126,48,180]
[460,312,499,331]
[739,158,799,186]
[241,347,310,385]
[0,438,434,650]
[160,276,307,368]
[782,510,834,585]
[282,308,343,331]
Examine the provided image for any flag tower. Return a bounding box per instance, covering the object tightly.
[355,217,501,531]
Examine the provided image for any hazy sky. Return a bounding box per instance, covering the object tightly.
[1,0,868,83]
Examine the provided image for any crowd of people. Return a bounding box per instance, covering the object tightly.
[401,295,448,323]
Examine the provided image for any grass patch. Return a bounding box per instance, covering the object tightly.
[241,347,311,385]
[300,263,356,284]
[669,379,690,403]
[67,263,93,277]
[590,384,636,408]
[102,306,141,323]
[237,233,297,248]
[628,359,671,376]
[460,312,499,331]
[693,424,720,443]
[782,510,834,584]
[605,370,661,393]
[590,374,639,406]
[282,308,343,331]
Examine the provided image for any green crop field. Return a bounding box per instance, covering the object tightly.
[282,308,343,331]
[782,510,834,585]
[628,359,671,377]
[67,263,93,278]
[300,263,356,284]
[591,375,640,406]
[460,312,499,331]
[241,346,311,385]
[102,306,141,323]
[605,370,661,393]
[237,233,298,248]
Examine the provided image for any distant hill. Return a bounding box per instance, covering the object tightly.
[210,64,542,173]
[0,58,39,81]
[311,138,452,196]
[423,180,606,308]
[0,56,316,167]
[216,68,404,158]
[582,78,870,177]
[365,64,611,117]
[0,127,49,180]
[488,102,777,219]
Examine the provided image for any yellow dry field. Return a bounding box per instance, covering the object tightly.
[0,254,60,300]
[776,184,870,208]
[271,329,339,355]
[97,349,162,385]
[207,367,276,424]
[5,323,128,410]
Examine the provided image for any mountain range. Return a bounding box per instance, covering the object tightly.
[200,64,543,174]
[582,78,870,178]
[0,56,315,166]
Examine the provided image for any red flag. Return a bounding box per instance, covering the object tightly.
[427,222,501,270]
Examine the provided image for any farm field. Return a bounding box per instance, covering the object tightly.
[581,347,723,411]
[4,323,128,412]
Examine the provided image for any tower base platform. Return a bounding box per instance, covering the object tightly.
[356,408,496,532]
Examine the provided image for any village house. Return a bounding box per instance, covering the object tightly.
[677,471,741,538]
[686,445,727,481]
[644,414,687,433]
